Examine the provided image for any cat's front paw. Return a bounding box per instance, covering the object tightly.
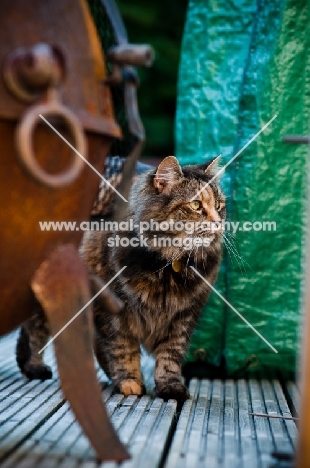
[155,381,190,403]
[22,364,53,381]
[116,379,145,396]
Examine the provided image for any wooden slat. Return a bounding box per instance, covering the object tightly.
[0,404,71,468]
[134,399,177,468]
[222,380,238,468]
[184,379,210,468]
[237,380,259,468]
[260,380,292,454]
[106,394,125,416]
[272,380,298,447]
[165,379,199,468]
[0,395,66,468]
[120,398,164,468]
[286,381,300,416]
[118,395,151,445]
[248,380,273,468]
[111,395,138,431]
[202,380,223,468]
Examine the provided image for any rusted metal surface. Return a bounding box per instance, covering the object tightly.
[0,0,129,461]
[3,43,65,103]
[31,245,129,462]
[0,117,112,334]
[0,0,121,137]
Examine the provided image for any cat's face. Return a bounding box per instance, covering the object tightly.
[129,156,226,258]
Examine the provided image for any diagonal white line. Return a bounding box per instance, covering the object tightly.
[190,114,278,201]
[39,114,128,203]
[190,266,278,353]
[38,266,127,354]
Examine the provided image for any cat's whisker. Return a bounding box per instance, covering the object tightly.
[184,241,196,281]
[223,236,236,269]
[223,233,251,274]
[223,234,244,271]
[223,232,252,271]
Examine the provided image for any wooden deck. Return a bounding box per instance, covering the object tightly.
[0,333,298,467]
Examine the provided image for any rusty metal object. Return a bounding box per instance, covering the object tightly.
[112,66,145,220]
[108,44,155,68]
[3,43,65,103]
[0,0,121,137]
[6,42,87,188]
[16,90,87,188]
[32,245,129,462]
[0,0,129,462]
[101,0,154,221]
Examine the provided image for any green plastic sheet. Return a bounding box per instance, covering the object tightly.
[176,0,309,375]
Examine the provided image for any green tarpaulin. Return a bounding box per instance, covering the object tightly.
[176,0,309,375]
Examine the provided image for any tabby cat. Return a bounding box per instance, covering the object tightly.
[16,155,225,403]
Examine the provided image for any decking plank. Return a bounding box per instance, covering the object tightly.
[186,379,210,468]
[237,380,259,468]
[248,380,273,468]
[222,380,238,468]
[164,379,199,468]
[260,380,292,454]
[201,380,223,468]
[286,381,300,417]
[118,395,151,445]
[120,398,164,468]
[110,395,138,431]
[134,399,177,468]
[272,380,298,447]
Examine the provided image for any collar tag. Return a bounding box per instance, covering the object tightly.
[172,260,182,272]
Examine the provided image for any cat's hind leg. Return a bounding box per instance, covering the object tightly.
[16,307,52,380]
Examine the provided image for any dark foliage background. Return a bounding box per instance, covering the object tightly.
[116,1,188,159]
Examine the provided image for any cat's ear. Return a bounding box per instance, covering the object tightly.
[154,156,183,194]
[202,155,221,175]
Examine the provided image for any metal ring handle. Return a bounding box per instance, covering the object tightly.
[15,101,87,188]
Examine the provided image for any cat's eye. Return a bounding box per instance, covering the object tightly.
[189,200,202,210]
